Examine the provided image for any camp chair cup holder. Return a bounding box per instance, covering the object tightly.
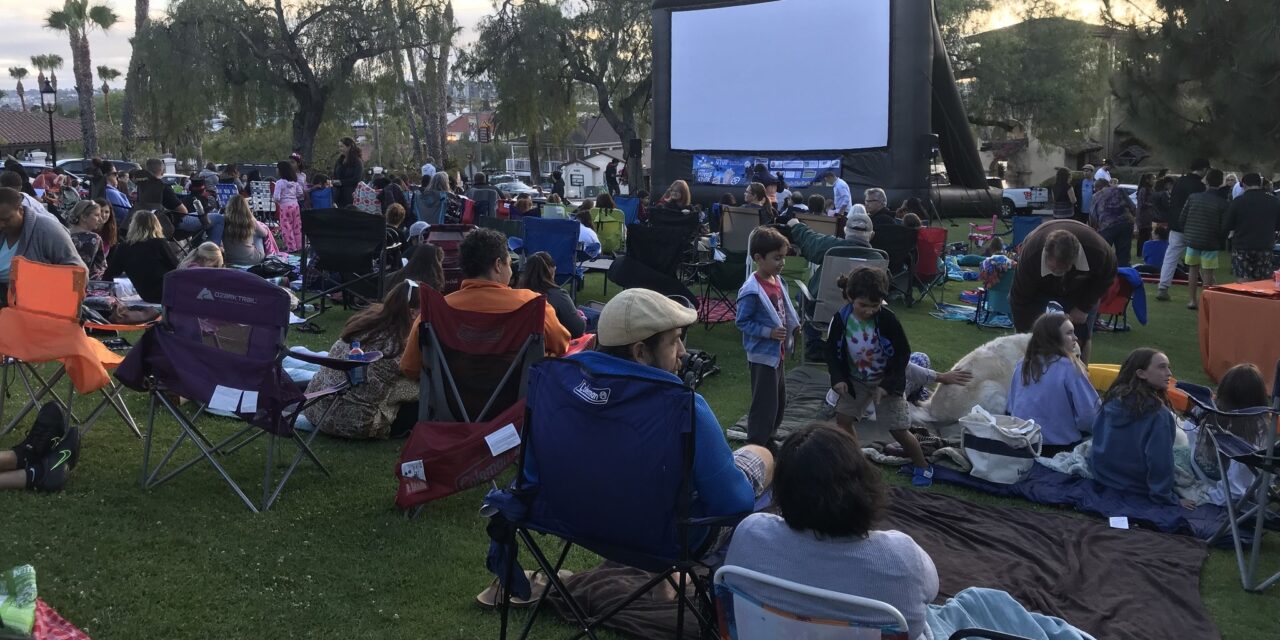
[285,348,383,387]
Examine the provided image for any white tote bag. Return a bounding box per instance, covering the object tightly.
[960,405,1042,484]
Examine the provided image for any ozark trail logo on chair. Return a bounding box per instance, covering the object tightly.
[196,288,216,301]
[573,380,610,405]
[196,288,258,305]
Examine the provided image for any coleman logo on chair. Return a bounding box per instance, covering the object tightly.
[572,381,610,405]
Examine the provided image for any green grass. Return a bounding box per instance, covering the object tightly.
[1,219,1277,639]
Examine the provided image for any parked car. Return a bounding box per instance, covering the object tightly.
[492,178,540,199]
[55,158,141,180]
[1000,185,1050,217]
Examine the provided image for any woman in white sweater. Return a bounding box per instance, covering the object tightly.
[725,425,939,639]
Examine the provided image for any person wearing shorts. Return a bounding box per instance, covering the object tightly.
[1178,169,1229,309]
[825,266,933,486]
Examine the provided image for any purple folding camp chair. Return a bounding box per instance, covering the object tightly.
[116,267,381,512]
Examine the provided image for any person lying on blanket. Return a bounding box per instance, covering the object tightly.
[726,425,1092,640]
[1090,348,1194,508]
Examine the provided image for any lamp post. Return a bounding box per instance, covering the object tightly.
[39,77,57,164]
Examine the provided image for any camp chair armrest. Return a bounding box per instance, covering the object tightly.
[287,348,384,370]
[85,320,159,332]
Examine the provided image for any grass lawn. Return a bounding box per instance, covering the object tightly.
[2,218,1277,639]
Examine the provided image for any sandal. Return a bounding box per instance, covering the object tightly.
[474,569,573,609]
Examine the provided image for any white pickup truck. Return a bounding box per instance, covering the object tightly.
[992,179,1050,217]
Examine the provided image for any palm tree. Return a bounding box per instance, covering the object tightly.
[96,65,120,124]
[30,54,66,96]
[46,1,119,158]
[7,67,28,111]
[120,0,149,160]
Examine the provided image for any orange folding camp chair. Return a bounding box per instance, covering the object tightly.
[0,257,139,438]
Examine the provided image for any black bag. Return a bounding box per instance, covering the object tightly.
[248,257,293,279]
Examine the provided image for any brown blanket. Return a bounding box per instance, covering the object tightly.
[883,487,1218,640]
[547,489,1218,640]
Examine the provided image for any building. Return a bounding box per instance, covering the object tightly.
[446,112,495,143]
[505,116,649,187]
[0,110,82,161]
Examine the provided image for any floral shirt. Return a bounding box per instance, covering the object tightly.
[844,314,887,381]
[70,230,106,279]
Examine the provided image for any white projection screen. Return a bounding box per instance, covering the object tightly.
[669,0,891,152]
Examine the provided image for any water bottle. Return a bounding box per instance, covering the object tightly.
[348,341,367,385]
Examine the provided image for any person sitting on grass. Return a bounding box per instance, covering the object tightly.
[0,403,80,492]
[303,281,424,440]
[219,195,270,266]
[400,228,570,381]
[1006,312,1099,457]
[179,241,225,269]
[826,266,934,486]
[1089,348,1186,506]
[102,210,179,304]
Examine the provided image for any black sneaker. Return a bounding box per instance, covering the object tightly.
[12,402,67,461]
[51,427,82,472]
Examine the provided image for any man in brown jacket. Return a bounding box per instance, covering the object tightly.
[1010,219,1117,362]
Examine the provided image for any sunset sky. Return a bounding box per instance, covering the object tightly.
[2,0,1147,90]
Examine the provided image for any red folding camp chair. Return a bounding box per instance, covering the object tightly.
[1098,277,1136,331]
[913,226,948,306]
[395,285,545,516]
[423,224,475,294]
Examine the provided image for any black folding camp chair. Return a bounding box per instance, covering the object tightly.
[1180,369,1280,592]
[871,224,919,306]
[299,208,390,317]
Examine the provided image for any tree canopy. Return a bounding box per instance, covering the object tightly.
[1106,0,1280,170]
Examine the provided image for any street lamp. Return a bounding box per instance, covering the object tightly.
[39,77,57,164]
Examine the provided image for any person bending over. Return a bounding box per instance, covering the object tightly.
[1006,313,1099,457]
[1090,348,1184,506]
[725,425,936,640]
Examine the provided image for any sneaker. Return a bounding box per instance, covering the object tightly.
[1155,289,1170,301]
[29,453,67,492]
[12,402,67,462]
[911,464,934,487]
[51,427,82,473]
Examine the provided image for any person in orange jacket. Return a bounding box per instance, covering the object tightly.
[400,228,569,379]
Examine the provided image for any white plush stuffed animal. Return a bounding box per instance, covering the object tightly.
[910,333,1032,425]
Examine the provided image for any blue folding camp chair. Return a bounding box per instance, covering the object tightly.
[214,183,239,208]
[614,195,641,226]
[974,269,1015,329]
[483,357,738,639]
[1179,369,1280,592]
[514,217,584,299]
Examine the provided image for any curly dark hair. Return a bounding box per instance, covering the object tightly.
[459,228,509,279]
[775,425,885,537]
[837,266,889,303]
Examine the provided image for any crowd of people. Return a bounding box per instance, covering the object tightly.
[2,150,1275,638]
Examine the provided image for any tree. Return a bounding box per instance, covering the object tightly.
[7,67,28,111]
[1105,0,1280,170]
[97,65,120,124]
[46,0,119,158]
[120,0,149,160]
[468,1,577,184]
[30,54,65,98]
[560,0,652,189]
[934,0,991,77]
[198,0,441,163]
[959,3,1107,148]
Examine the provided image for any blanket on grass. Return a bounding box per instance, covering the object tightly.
[927,463,1230,540]
[883,488,1218,640]
[545,488,1216,640]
